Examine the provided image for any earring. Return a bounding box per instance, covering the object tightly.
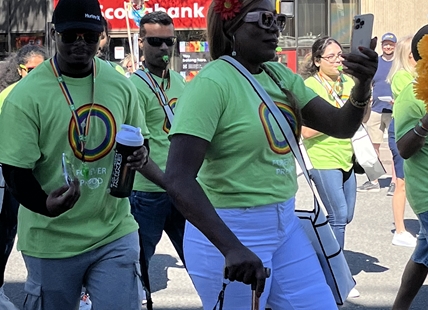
[232,35,237,57]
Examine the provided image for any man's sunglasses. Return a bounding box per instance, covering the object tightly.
[145,36,177,47]
[19,64,35,73]
[57,31,101,44]
[243,11,287,32]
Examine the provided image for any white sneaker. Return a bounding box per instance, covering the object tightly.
[0,285,19,310]
[392,231,417,247]
[79,292,92,310]
[141,288,147,305]
[347,287,360,298]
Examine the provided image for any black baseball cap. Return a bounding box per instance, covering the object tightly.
[412,24,428,62]
[52,0,103,33]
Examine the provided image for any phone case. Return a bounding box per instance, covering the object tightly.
[350,13,374,56]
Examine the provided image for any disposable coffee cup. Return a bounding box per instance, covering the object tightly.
[108,124,144,198]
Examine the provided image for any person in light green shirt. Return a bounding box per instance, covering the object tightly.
[299,37,357,256]
[393,24,428,310]
[0,82,17,110]
[163,0,377,308]
[128,13,186,301]
[385,35,418,248]
[0,0,149,308]
[0,44,47,310]
[0,45,47,109]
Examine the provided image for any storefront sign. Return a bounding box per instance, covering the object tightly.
[54,0,210,31]
[180,49,210,82]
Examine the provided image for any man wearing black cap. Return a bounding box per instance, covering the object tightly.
[358,32,397,194]
[392,24,428,310]
[0,0,149,308]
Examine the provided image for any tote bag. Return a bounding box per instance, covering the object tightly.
[313,75,386,181]
[220,56,355,305]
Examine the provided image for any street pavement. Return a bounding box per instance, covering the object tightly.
[4,139,428,309]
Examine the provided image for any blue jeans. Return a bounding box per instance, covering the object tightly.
[184,200,336,309]
[310,168,356,249]
[388,119,405,179]
[0,187,19,286]
[129,191,185,267]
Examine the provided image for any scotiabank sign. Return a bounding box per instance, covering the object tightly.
[53,0,210,30]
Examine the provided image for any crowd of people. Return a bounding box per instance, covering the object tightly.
[1,0,428,309]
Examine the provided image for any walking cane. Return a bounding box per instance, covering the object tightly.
[251,268,271,310]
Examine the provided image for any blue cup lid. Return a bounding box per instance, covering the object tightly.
[115,124,144,147]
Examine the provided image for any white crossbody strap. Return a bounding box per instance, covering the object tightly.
[220,56,313,189]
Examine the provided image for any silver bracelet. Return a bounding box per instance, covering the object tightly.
[413,127,428,138]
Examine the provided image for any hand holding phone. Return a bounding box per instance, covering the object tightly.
[350,14,374,57]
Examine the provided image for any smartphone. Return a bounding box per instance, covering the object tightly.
[350,13,374,57]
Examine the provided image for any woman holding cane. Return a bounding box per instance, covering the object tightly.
[164,0,377,308]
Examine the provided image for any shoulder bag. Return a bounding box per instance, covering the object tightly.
[313,74,386,180]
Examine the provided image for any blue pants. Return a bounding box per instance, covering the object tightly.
[0,187,19,287]
[184,199,337,309]
[310,168,356,249]
[388,119,405,179]
[129,191,185,267]
[22,231,142,310]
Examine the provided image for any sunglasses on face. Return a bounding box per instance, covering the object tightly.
[57,31,101,44]
[19,64,35,73]
[243,11,287,32]
[144,36,177,47]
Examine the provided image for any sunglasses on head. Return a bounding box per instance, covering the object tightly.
[243,11,287,32]
[57,31,101,44]
[19,64,35,73]
[144,36,177,47]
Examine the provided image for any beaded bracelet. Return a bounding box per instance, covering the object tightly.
[413,127,428,138]
[418,120,428,132]
[349,90,371,108]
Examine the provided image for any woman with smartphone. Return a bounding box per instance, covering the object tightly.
[299,36,365,299]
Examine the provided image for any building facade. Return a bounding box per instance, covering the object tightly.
[276,0,428,71]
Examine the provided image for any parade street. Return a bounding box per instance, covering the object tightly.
[4,139,428,309]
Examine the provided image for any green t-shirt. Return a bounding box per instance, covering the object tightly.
[391,70,414,99]
[394,82,428,214]
[101,58,126,75]
[0,82,18,111]
[0,57,149,258]
[130,70,185,192]
[302,76,354,171]
[169,60,317,208]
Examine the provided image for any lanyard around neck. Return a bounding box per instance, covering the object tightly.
[50,56,96,161]
[141,62,170,95]
[316,72,344,108]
